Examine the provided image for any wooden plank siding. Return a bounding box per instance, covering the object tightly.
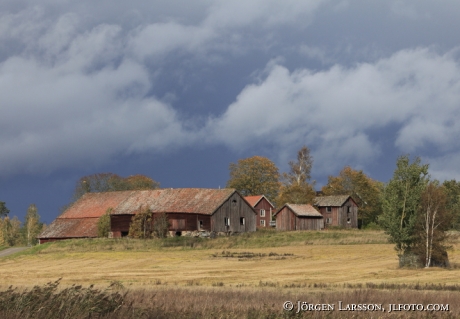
[211,192,256,233]
[110,215,133,237]
[167,213,211,232]
[317,198,358,228]
[253,198,274,228]
[275,206,323,231]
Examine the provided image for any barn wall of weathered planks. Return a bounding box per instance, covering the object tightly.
[211,192,256,233]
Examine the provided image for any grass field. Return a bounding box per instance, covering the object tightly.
[1,229,460,318]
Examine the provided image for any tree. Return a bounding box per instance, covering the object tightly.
[128,206,153,239]
[379,155,429,266]
[442,179,460,230]
[413,182,452,267]
[321,166,383,227]
[97,208,112,238]
[277,146,316,207]
[24,204,42,246]
[152,212,169,238]
[2,216,21,246]
[0,201,9,218]
[226,156,280,202]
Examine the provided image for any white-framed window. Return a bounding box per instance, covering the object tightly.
[326,206,332,212]
[347,206,351,213]
[260,220,265,226]
[326,218,332,224]
[240,217,245,226]
[224,217,230,226]
[260,209,265,217]
[347,218,351,224]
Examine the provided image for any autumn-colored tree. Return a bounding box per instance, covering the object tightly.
[277,146,316,207]
[24,204,42,246]
[321,166,383,227]
[0,201,9,218]
[97,208,112,238]
[227,156,280,202]
[413,182,452,267]
[2,216,21,246]
[128,206,153,239]
[152,212,169,238]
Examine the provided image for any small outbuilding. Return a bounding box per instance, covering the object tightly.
[314,195,358,228]
[274,204,324,231]
[244,195,275,227]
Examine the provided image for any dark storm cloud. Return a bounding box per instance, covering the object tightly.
[1,0,460,182]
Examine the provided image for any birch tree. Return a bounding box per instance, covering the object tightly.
[277,146,316,206]
[414,182,451,267]
[379,155,429,264]
[24,204,41,246]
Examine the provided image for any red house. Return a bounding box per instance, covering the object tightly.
[314,195,358,228]
[274,204,324,231]
[244,195,275,227]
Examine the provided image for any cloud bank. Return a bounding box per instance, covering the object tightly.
[1,0,460,181]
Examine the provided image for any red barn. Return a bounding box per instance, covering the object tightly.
[244,195,275,227]
[274,204,324,231]
[38,191,133,244]
[314,195,358,228]
[38,188,256,243]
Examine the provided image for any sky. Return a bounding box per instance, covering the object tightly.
[2,0,460,224]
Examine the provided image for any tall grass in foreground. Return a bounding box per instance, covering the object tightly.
[1,281,459,318]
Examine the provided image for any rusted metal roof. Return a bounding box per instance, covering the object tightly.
[59,191,135,218]
[38,218,99,239]
[244,195,275,208]
[111,188,236,215]
[314,195,351,207]
[39,188,238,239]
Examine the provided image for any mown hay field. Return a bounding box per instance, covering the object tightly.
[1,229,460,289]
[2,230,460,318]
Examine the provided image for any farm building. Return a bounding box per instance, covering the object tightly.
[38,188,256,243]
[244,195,275,227]
[314,195,358,228]
[274,204,324,231]
[110,188,256,237]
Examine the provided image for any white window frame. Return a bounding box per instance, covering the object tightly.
[326,218,332,224]
[260,220,265,226]
[260,209,266,217]
[224,217,230,226]
[240,217,245,226]
[326,206,332,212]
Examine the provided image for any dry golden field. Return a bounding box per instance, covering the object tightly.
[1,229,460,289]
[3,230,460,318]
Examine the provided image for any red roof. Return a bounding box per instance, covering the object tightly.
[112,188,236,215]
[244,195,274,208]
[39,188,239,239]
[244,195,264,207]
[59,191,134,218]
[39,218,99,238]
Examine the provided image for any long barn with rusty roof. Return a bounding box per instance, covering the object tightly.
[38,188,256,243]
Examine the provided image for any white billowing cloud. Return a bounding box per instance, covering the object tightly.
[0,21,192,176]
[129,22,215,60]
[204,0,327,29]
[204,48,460,173]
